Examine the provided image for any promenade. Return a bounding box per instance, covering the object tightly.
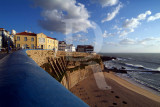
[0,52,8,60]
[0,50,88,107]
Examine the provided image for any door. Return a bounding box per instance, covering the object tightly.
[41,45,43,49]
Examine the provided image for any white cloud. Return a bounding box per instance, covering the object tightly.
[102,30,114,38]
[105,37,160,53]
[65,34,88,42]
[118,37,160,46]
[119,38,135,45]
[74,34,82,38]
[106,42,118,46]
[138,37,157,45]
[119,10,151,36]
[92,0,118,7]
[32,0,94,34]
[113,25,122,31]
[148,13,160,21]
[137,11,151,20]
[118,30,129,37]
[123,18,140,29]
[102,3,123,22]
[79,38,88,42]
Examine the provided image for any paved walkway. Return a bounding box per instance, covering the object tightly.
[0,52,8,60]
[0,50,88,107]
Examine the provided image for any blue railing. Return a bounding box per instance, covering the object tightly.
[0,50,89,107]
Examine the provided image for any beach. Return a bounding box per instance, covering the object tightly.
[70,71,160,107]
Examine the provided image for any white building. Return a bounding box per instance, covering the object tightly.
[65,44,76,52]
[0,28,15,50]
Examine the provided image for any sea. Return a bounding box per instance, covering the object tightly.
[100,53,160,95]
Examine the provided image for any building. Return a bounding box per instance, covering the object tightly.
[58,41,67,51]
[46,36,58,50]
[54,39,59,51]
[15,32,59,50]
[37,33,58,50]
[0,28,15,50]
[10,29,16,48]
[76,45,94,53]
[14,31,37,49]
[65,44,76,52]
[37,33,47,49]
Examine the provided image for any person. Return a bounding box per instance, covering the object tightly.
[6,40,10,53]
[9,46,11,53]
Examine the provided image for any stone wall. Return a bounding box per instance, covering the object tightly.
[61,64,101,89]
[26,50,104,90]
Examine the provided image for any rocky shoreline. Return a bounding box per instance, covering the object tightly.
[101,55,127,73]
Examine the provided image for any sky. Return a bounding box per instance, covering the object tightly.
[1,0,160,53]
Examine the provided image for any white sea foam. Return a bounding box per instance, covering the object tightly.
[157,67,160,71]
[116,73,160,96]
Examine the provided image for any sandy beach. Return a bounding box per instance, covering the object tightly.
[70,72,160,107]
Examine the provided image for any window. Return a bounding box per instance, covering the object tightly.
[17,44,20,48]
[31,44,34,49]
[17,36,20,41]
[39,38,41,43]
[31,38,34,41]
[48,40,49,43]
[50,40,52,43]
[24,37,27,41]
[53,41,54,44]
[43,38,45,42]
[39,38,45,43]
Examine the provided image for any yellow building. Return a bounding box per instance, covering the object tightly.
[14,32,37,49]
[37,33,58,50]
[46,36,58,50]
[37,33,47,49]
[15,32,59,50]
[54,39,58,50]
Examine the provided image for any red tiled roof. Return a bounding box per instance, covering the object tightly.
[0,28,4,30]
[16,32,37,36]
[47,36,56,40]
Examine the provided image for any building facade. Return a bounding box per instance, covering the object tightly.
[58,41,67,51]
[65,44,76,52]
[14,32,37,49]
[15,32,59,50]
[0,28,15,50]
[37,33,47,49]
[46,37,58,50]
[76,45,94,53]
[54,39,59,51]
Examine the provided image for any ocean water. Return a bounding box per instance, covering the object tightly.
[100,53,160,94]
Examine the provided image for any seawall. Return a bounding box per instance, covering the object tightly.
[26,50,104,90]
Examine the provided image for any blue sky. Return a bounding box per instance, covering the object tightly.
[1,0,160,53]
